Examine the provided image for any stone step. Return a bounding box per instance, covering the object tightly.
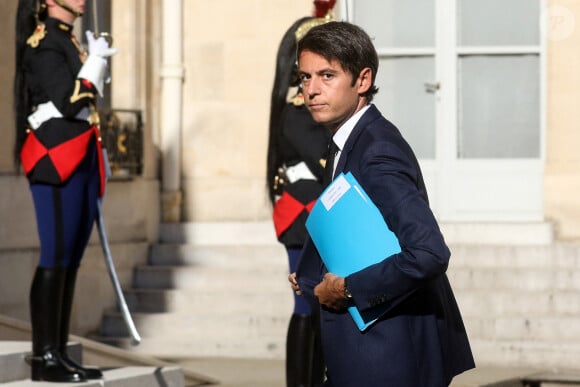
[447,267,580,291]
[450,366,545,387]
[159,221,555,246]
[454,289,580,318]
[448,243,580,268]
[462,316,580,342]
[133,264,289,290]
[150,243,580,271]
[149,244,288,267]
[3,366,183,387]
[468,338,580,370]
[0,341,82,384]
[159,222,279,246]
[123,288,292,314]
[0,341,183,387]
[97,335,287,359]
[100,311,288,339]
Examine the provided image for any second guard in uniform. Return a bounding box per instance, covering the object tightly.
[266,1,336,385]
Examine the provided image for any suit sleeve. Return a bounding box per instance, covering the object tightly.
[296,238,325,309]
[347,139,450,314]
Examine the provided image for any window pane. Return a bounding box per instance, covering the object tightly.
[458,0,540,46]
[353,0,435,48]
[458,55,540,158]
[375,57,435,159]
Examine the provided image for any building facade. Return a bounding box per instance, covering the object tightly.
[1,0,580,370]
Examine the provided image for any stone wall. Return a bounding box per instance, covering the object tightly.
[545,0,580,241]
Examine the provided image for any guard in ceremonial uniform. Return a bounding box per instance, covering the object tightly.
[14,0,116,382]
[266,1,335,385]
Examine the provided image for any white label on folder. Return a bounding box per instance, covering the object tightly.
[321,174,351,211]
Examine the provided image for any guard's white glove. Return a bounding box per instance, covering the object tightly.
[85,30,117,58]
[77,30,118,96]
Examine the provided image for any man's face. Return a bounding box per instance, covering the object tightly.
[298,50,367,132]
[47,0,86,22]
[61,0,86,14]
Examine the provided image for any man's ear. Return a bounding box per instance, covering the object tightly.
[357,67,373,94]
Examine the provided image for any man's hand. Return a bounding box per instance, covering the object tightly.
[288,272,301,296]
[314,273,348,310]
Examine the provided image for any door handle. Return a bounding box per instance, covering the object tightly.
[424,81,440,93]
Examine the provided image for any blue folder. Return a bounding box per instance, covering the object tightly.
[305,172,401,331]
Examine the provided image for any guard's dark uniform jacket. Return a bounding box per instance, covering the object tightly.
[19,17,105,195]
[273,101,330,248]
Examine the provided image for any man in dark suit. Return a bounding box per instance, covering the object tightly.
[289,21,475,386]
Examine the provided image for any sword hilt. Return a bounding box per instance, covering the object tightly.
[93,31,113,47]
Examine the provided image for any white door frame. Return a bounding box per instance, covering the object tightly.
[341,0,546,222]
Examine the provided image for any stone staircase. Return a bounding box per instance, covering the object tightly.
[0,341,184,386]
[96,221,580,372]
[447,242,580,370]
[97,222,292,359]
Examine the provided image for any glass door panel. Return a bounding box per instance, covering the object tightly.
[458,0,540,45]
[353,0,435,47]
[458,55,540,158]
[375,57,436,159]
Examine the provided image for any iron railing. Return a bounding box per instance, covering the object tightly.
[99,109,143,178]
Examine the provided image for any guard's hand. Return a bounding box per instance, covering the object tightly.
[288,272,301,296]
[314,273,348,310]
[85,30,117,58]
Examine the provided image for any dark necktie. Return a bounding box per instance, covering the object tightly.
[323,140,339,187]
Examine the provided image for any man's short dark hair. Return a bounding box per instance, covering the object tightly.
[297,21,379,102]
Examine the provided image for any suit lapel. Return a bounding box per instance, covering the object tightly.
[334,105,381,175]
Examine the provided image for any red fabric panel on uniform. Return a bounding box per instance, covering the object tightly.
[305,200,316,213]
[94,127,106,197]
[273,191,308,237]
[20,132,48,174]
[48,129,94,182]
[82,79,93,89]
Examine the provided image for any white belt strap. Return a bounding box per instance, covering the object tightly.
[27,102,91,130]
[285,161,317,183]
[27,102,63,130]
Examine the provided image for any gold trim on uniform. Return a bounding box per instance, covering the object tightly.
[70,80,95,103]
[70,33,87,62]
[26,24,47,48]
[289,93,305,107]
[58,23,71,32]
[286,87,305,107]
[294,14,333,42]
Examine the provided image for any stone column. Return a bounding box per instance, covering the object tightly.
[160,0,184,222]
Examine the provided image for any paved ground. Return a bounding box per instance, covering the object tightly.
[176,357,285,387]
[174,357,580,387]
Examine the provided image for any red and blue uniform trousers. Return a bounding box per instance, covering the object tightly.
[29,137,101,269]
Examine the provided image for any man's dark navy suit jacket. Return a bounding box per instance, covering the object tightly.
[297,105,475,386]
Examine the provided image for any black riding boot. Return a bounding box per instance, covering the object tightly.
[310,310,325,386]
[59,268,103,379]
[286,313,325,387]
[29,267,86,382]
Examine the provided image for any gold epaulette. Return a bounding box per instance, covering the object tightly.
[27,24,47,48]
[289,92,305,107]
